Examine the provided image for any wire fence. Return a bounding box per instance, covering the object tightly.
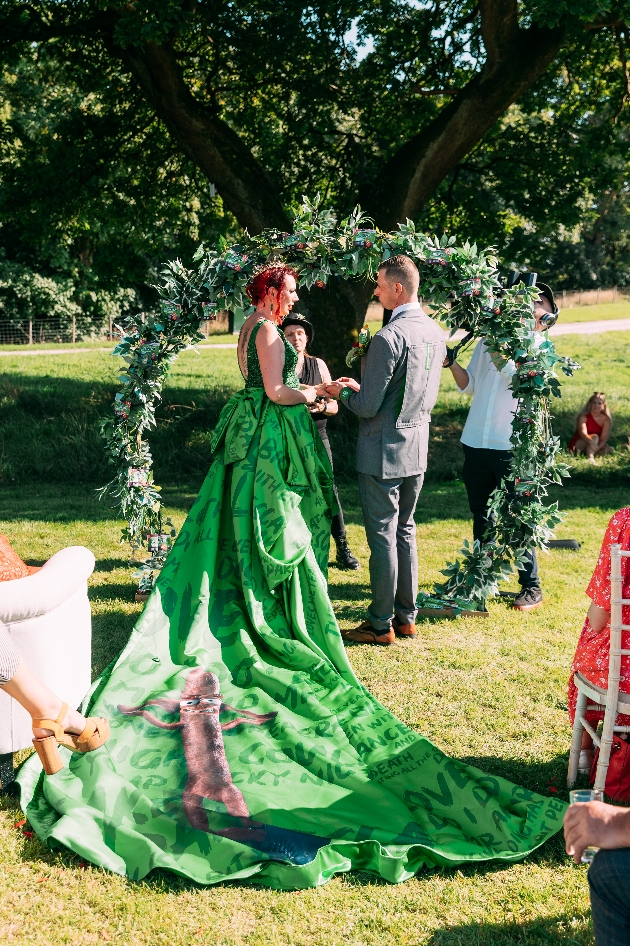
[0,311,233,346]
[557,287,630,309]
[0,291,628,347]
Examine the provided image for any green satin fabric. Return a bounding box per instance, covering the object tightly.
[17,362,565,889]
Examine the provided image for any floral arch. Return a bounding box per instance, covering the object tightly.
[101,198,578,609]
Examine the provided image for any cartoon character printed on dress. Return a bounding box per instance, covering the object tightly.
[118,667,329,865]
[118,668,276,826]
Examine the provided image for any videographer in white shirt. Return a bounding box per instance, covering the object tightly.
[444,283,558,611]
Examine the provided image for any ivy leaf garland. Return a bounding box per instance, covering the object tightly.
[100,196,579,602]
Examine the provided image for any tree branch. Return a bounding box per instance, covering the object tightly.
[364,2,566,229]
[0,3,290,234]
[115,40,290,233]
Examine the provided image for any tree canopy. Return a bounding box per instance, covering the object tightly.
[0,1,629,365]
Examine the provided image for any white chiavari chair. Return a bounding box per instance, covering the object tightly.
[568,543,630,791]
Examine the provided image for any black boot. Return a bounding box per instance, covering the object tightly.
[335,536,360,570]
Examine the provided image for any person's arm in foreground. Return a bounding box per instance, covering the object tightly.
[256,321,318,405]
[587,600,610,632]
[564,802,630,864]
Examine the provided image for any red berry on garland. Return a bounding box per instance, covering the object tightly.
[528,370,536,377]
[315,280,325,288]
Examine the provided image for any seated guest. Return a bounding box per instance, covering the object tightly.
[568,508,630,773]
[0,622,109,775]
[564,800,630,946]
[568,392,612,463]
[281,315,359,570]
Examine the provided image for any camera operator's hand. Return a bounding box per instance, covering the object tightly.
[443,358,470,391]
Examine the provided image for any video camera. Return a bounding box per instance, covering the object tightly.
[443,271,559,367]
[505,271,559,329]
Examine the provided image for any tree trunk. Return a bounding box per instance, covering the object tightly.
[116,41,290,235]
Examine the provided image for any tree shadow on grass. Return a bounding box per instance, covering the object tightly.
[91,610,137,676]
[89,582,138,603]
[93,556,134,572]
[424,915,592,945]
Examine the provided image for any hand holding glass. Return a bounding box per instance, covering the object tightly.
[568,789,604,864]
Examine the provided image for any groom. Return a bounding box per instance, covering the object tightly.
[325,255,445,644]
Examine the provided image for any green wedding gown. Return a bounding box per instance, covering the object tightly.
[17,320,565,888]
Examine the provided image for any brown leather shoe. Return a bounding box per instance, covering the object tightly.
[341,620,395,645]
[393,615,417,638]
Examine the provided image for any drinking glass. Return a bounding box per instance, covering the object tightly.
[569,788,604,864]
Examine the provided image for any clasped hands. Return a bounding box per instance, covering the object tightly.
[322,378,360,400]
[300,378,359,406]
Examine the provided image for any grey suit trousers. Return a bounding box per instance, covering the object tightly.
[358,472,424,630]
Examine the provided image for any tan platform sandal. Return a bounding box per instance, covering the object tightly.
[32,702,111,776]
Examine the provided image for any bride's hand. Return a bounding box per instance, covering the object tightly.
[300,386,318,404]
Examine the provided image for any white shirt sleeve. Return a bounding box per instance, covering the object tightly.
[459,340,481,394]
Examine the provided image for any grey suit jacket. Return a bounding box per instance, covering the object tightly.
[343,306,446,478]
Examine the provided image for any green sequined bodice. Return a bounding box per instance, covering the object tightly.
[244,319,300,391]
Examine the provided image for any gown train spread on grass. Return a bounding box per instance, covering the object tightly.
[17,321,564,889]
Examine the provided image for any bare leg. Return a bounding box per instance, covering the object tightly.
[585,433,599,463]
[2,658,86,738]
[581,729,594,750]
[572,438,588,456]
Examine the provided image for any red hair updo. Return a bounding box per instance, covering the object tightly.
[246,264,298,321]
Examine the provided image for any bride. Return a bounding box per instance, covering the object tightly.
[18,263,564,888]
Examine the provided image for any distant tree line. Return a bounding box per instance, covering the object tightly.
[0,1,629,361]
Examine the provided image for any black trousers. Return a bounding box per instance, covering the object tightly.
[589,849,630,946]
[318,428,345,543]
[462,445,539,589]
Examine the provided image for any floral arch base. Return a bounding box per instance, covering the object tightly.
[101,198,579,609]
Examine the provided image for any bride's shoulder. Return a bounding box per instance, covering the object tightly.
[254,319,280,342]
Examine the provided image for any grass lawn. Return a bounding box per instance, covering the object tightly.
[0,332,629,944]
[554,300,630,322]
[365,299,630,337]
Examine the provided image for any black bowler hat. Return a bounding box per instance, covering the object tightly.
[281,314,315,346]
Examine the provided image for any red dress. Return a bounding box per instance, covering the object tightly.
[568,412,603,453]
[568,507,630,727]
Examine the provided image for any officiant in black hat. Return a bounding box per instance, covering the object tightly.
[281,315,360,571]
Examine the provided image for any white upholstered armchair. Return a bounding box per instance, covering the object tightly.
[0,546,94,788]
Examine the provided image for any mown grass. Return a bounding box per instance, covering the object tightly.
[0,331,628,944]
[1,329,629,488]
[554,300,630,322]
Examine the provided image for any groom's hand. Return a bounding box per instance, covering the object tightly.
[325,378,360,400]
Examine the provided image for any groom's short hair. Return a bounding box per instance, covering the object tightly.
[378,255,419,294]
